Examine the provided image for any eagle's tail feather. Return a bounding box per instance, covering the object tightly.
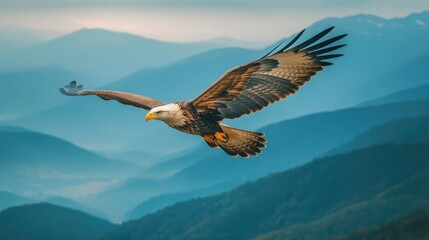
[214,124,267,158]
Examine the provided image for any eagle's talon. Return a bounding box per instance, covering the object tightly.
[203,134,215,142]
[214,132,229,143]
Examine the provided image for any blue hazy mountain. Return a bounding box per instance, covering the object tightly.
[360,82,429,107]
[10,12,429,155]
[0,191,34,212]
[0,203,116,240]
[99,143,429,240]
[124,180,241,221]
[0,28,229,84]
[96,150,165,168]
[326,115,429,156]
[0,126,141,199]
[91,99,429,218]
[0,66,88,119]
[137,149,208,179]
[45,196,109,220]
[349,53,429,106]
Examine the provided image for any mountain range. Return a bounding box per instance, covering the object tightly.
[100,143,429,240]
[0,28,235,84]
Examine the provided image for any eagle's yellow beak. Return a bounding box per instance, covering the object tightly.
[145,112,158,122]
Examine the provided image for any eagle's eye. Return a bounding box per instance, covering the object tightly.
[157,110,165,114]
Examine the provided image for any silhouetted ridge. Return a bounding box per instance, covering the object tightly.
[0,203,116,240]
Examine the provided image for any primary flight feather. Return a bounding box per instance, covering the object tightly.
[60,27,347,158]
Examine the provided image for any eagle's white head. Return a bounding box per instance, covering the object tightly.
[145,103,185,126]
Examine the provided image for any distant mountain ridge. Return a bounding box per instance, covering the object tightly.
[348,53,429,106]
[360,82,429,107]
[0,28,230,84]
[326,115,429,156]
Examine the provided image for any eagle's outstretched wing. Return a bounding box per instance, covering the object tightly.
[60,81,165,110]
[192,27,347,119]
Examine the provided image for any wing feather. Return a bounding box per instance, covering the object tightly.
[60,81,164,110]
[192,27,347,119]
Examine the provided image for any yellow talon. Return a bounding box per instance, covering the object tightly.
[214,132,229,143]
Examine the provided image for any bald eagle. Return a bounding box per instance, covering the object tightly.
[60,27,346,158]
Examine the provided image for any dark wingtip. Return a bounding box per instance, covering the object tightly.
[320,61,333,66]
[276,28,306,54]
[307,34,348,52]
[318,54,344,60]
[259,40,285,60]
[309,44,347,56]
[291,26,336,51]
[323,26,336,34]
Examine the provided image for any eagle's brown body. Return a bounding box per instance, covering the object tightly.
[152,101,267,157]
[168,101,223,135]
[60,27,347,157]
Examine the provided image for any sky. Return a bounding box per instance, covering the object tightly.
[0,0,428,43]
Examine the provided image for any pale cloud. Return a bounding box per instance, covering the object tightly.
[0,1,428,42]
[1,0,428,10]
[0,8,335,42]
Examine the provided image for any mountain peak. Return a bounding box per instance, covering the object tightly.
[62,27,156,42]
[308,10,428,39]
